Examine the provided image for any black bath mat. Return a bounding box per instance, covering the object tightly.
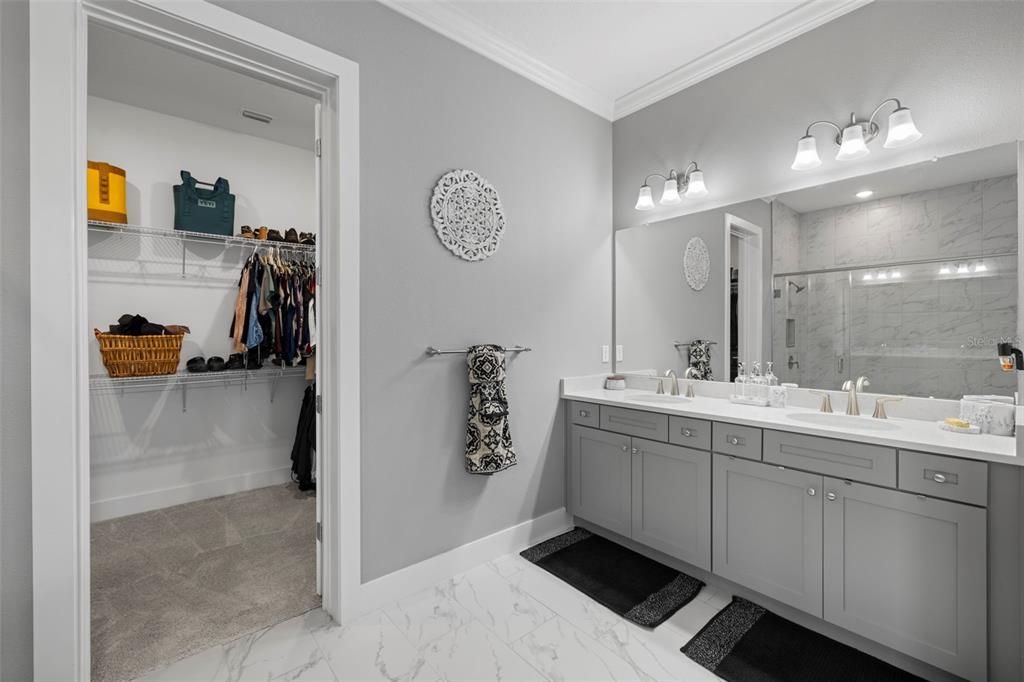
[682,596,926,681]
[520,528,703,627]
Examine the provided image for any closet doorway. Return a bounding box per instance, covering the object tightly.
[723,214,764,380]
[29,3,360,681]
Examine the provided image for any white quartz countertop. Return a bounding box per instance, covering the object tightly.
[562,386,1019,467]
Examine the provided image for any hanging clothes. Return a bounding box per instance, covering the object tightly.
[464,345,517,475]
[688,340,714,381]
[229,249,316,367]
[291,384,316,491]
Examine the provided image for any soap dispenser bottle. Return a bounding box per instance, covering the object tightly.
[751,361,765,402]
[735,361,747,398]
[765,361,782,406]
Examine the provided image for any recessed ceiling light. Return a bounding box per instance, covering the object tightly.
[855,190,874,199]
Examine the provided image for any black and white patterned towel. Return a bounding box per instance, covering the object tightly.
[465,344,517,474]
[688,339,713,381]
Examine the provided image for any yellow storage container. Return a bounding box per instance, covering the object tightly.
[87,161,127,224]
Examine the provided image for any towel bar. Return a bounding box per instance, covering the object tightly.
[425,345,532,356]
[673,340,718,348]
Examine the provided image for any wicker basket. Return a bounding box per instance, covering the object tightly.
[94,329,186,378]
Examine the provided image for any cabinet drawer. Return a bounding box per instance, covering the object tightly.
[898,450,988,506]
[764,430,895,487]
[599,405,668,441]
[669,416,711,451]
[712,422,762,460]
[569,401,600,428]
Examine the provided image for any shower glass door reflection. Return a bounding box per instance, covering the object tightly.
[773,254,1017,399]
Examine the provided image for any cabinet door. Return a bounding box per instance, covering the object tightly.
[631,438,711,570]
[713,454,823,617]
[823,479,987,682]
[569,425,631,536]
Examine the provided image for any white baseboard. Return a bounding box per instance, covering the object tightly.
[349,507,572,620]
[90,466,293,521]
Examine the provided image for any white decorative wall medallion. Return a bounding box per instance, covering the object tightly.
[430,169,506,262]
[684,236,710,291]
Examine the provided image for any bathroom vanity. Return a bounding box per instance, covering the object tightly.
[561,378,1020,682]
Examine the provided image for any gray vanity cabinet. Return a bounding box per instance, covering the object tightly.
[631,438,711,570]
[568,425,632,536]
[822,478,988,681]
[713,454,824,617]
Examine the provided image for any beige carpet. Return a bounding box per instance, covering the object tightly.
[91,483,320,682]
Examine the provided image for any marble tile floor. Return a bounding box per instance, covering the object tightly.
[93,483,320,682]
[136,550,730,681]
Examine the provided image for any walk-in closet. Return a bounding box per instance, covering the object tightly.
[86,24,323,682]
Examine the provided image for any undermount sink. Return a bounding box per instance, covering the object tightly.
[787,412,900,431]
[625,394,691,405]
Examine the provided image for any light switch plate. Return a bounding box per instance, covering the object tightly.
[601,345,609,363]
[616,345,623,362]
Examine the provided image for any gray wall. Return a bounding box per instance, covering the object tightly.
[612,1,1024,230]
[616,199,770,379]
[217,0,612,581]
[0,0,32,679]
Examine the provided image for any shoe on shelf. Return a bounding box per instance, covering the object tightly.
[186,356,207,373]
[285,228,300,243]
[225,353,245,370]
[257,226,269,240]
[239,225,255,239]
[206,356,226,372]
[267,229,285,242]
[299,232,316,245]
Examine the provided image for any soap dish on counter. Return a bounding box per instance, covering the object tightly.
[730,394,768,407]
[938,421,981,435]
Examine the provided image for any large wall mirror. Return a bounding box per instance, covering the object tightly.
[772,143,1017,399]
[614,141,1019,401]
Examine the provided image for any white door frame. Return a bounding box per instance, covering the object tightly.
[723,214,764,378]
[29,2,360,679]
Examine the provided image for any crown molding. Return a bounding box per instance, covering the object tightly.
[379,0,615,120]
[613,0,874,120]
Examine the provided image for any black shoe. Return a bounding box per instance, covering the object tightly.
[206,356,226,372]
[225,353,245,370]
[186,356,207,373]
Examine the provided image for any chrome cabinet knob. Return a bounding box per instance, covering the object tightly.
[682,428,693,437]
[579,409,590,418]
[631,447,639,455]
[621,445,629,452]
[728,436,740,446]
[826,491,837,501]
[932,473,947,484]
[807,487,816,497]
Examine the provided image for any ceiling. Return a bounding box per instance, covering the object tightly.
[88,24,316,150]
[381,0,872,120]
[775,143,1019,213]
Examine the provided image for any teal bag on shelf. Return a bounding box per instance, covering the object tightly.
[173,170,235,236]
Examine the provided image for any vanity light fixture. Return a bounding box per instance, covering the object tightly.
[939,264,952,275]
[956,263,970,275]
[791,98,922,171]
[890,270,901,279]
[974,262,988,273]
[855,190,874,199]
[634,161,708,210]
[862,273,873,281]
[876,271,888,280]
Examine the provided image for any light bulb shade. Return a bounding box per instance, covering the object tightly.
[684,170,708,198]
[660,177,681,205]
[635,185,655,211]
[836,124,870,161]
[791,135,822,171]
[883,107,922,148]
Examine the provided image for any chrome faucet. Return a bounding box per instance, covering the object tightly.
[842,375,870,415]
[664,369,680,396]
[683,367,698,397]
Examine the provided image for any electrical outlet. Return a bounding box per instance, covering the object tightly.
[616,345,623,362]
[601,345,610,363]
